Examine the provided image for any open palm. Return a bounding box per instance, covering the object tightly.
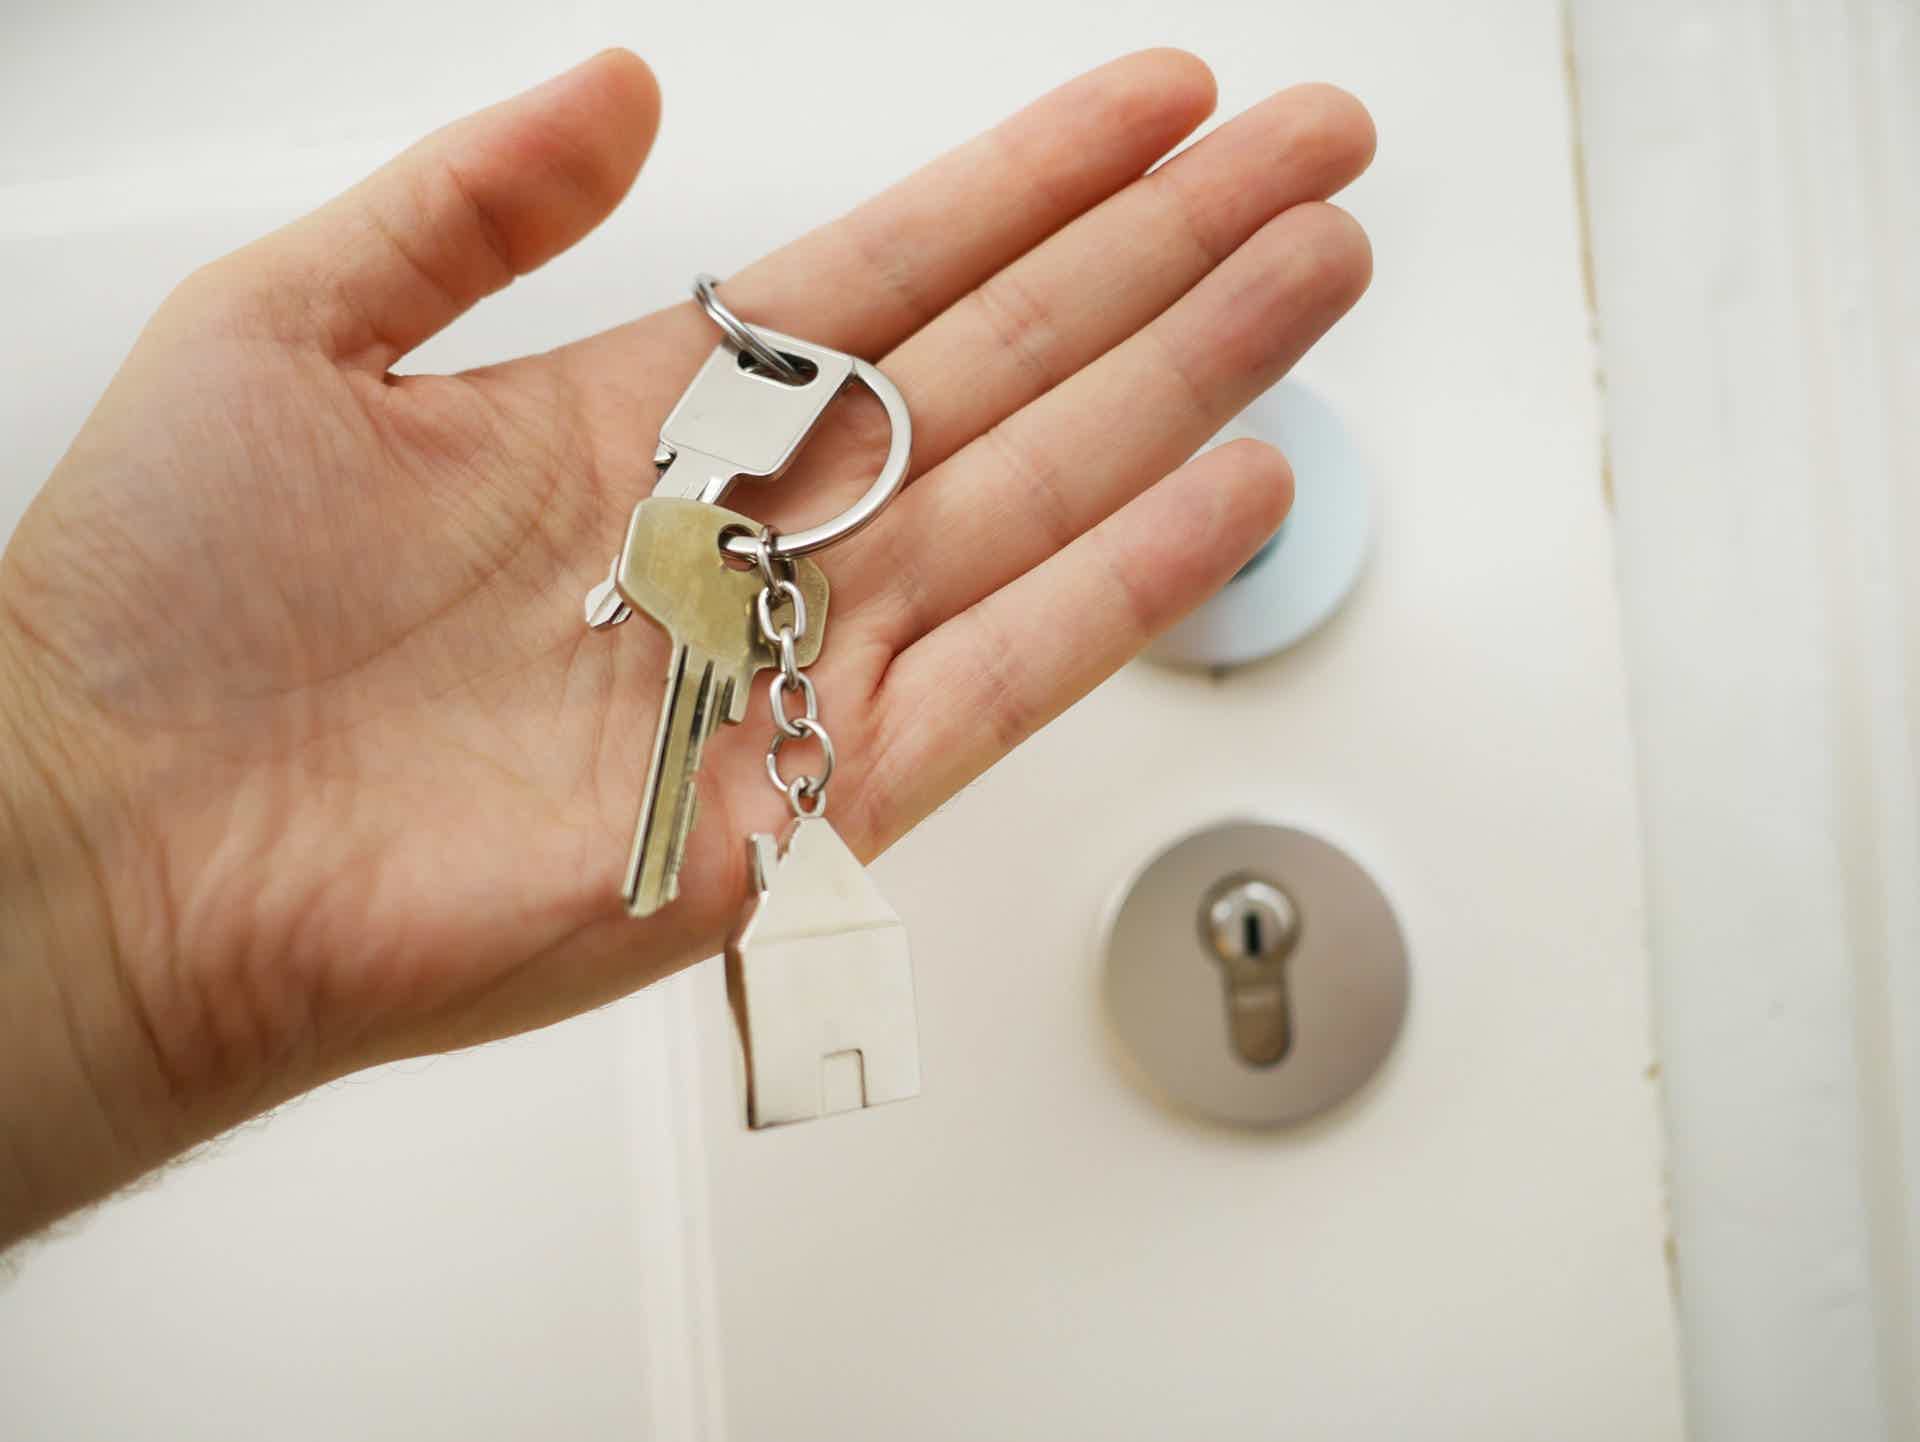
[0,49,1372,1129]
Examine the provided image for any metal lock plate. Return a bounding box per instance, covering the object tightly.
[1103,820,1410,1127]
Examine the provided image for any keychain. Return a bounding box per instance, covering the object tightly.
[583,275,921,1128]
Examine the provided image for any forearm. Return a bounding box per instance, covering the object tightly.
[0,626,179,1246]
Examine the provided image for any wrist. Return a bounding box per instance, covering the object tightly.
[0,622,183,1245]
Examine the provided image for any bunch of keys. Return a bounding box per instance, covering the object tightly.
[583,275,921,1129]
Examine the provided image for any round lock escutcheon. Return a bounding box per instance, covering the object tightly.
[1144,383,1372,671]
[1103,820,1409,1128]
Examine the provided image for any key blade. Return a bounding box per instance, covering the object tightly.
[624,643,729,917]
[652,448,740,504]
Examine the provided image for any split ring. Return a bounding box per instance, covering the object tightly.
[691,274,805,384]
[716,353,913,561]
[687,275,913,562]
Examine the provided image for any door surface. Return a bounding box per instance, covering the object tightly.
[0,3,1684,1437]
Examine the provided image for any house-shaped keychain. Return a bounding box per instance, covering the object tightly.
[725,816,922,1129]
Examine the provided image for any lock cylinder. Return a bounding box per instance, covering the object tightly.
[1199,876,1301,1066]
[1103,820,1409,1128]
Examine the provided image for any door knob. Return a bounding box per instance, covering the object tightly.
[1145,382,1372,671]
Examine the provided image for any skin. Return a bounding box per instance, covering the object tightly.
[0,48,1373,1246]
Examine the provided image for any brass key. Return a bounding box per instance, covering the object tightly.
[615,497,828,916]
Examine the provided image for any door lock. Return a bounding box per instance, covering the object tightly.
[1199,876,1300,1066]
[1104,820,1410,1128]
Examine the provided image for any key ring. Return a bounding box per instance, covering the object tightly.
[692,276,913,563]
[691,274,806,384]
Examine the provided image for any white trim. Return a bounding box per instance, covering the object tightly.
[1568,2,1919,1436]
[621,973,730,1440]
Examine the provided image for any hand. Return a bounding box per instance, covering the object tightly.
[0,48,1373,1239]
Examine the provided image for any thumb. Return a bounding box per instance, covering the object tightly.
[208,49,660,371]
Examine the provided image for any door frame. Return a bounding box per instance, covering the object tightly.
[1569,2,1919,1436]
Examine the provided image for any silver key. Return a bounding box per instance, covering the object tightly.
[585,330,856,630]
[614,497,829,916]
[727,815,922,1128]
[653,329,856,502]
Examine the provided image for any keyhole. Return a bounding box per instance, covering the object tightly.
[1199,876,1301,1067]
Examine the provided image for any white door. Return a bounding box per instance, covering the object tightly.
[1,2,1703,1437]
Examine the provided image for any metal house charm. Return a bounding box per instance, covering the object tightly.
[725,817,922,1129]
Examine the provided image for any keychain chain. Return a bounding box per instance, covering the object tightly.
[745,526,837,818]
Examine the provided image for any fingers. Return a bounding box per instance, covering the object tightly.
[884,82,1374,479]
[713,48,1219,355]
[851,439,1293,851]
[560,49,1217,384]
[849,200,1372,651]
[197,50,661,369]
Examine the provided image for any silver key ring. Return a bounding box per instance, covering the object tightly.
[721,351,911,561]
[690,276,914,562]
[691,274,806,385]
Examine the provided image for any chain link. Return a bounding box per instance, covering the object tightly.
[769,670,817,738]
[743,526,835,817]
